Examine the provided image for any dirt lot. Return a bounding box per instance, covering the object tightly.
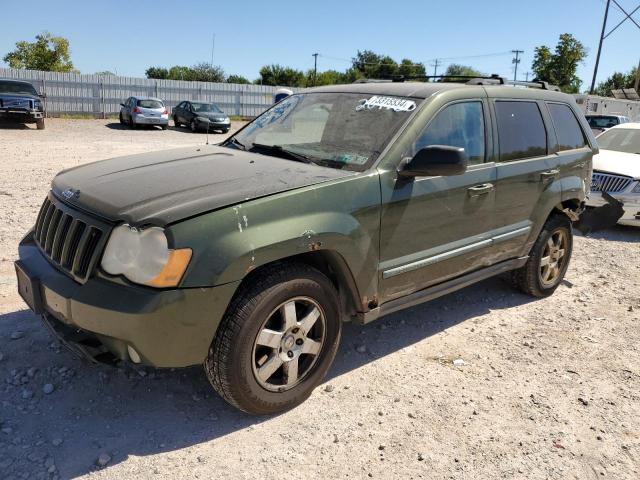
[0,119,639,480]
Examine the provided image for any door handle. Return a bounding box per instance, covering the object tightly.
[540,169,559,180]
[467,183,494,197]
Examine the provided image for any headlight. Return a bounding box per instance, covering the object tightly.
[223,117,230,123]
[100,225,191,288]
[196,116,210,123]
[632,181,640,193]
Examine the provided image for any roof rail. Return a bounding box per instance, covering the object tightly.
[354,74,561,91]
[507,80,561,91]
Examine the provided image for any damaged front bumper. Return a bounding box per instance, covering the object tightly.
[575,192,628,233]
[15,236,239,367]
[585,191,639,227]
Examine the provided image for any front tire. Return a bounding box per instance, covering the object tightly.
[173,116,180,128]
[36,118,45,130]
[204,263,341,415]
[511,213,573,297]
[190,120,197,133]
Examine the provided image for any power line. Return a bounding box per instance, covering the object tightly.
[317,50,513,68]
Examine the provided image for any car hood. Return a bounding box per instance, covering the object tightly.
[51,145,355,225]
[593,149,640,179]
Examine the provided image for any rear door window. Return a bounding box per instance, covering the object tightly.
[547,103,587,151]
[495,101,547,161]
[412,101,486,165]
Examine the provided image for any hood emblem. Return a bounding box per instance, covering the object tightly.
[61,188,80,200]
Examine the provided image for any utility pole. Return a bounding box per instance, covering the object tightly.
[591,0,611,94]
[312,53,319,86]
[430,59,441,77]
[511,50,524,81]
[525,72,530,81]
[635,57,640,94]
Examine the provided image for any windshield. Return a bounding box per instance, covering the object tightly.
[227,92,421,171]
[192,102,222,113]
[137,99,164,109]
[597,128,640,154]
[0,81,38,96]
[587,116,621,129]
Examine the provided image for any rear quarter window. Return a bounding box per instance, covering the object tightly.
[547,103,587,151]
[495,101,547,162]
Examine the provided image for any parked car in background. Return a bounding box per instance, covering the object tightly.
[0,79,46,130]
[16,79,595,415]
[119,97,168,129]
[172,101,230,133]
[586,114,630,136]
[587,123,640,226]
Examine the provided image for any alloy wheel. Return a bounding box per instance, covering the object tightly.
[251,297,326,392]
[539,229,568,287]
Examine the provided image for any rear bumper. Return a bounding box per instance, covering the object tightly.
[586,192,640,226]
[0,109,43,123]
[16,235,240,367]
[132,114,168,125]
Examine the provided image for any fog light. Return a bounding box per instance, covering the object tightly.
[127,345,141,363]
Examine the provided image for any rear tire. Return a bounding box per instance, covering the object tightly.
[510,213,573,297]
[190,120,197,133]
[36,119,45,130]
[204,263,341,415]
[119,112,125,125]
[161,124,167,130]
[130,117,137,129]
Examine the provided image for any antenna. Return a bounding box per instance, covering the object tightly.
[210,33,216,67]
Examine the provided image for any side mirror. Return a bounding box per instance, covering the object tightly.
[120,103,125,107]
[399,145,468,177]
[39,93,47,99]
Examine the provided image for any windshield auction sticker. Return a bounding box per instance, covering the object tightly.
[356,96,416,113]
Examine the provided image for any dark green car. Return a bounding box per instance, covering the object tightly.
[172,101,231,133]
[15,80,596,415]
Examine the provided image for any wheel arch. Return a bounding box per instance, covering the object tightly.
[230,250,363,323]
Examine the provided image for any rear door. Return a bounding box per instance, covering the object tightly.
[490,99,556,260]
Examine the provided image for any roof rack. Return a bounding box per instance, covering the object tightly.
[354,74,560,91]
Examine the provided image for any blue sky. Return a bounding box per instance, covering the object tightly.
[1,0,638,89]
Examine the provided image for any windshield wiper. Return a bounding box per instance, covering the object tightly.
[225,137,246,150]
[250,143,316,164]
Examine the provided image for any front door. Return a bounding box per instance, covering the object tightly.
[378,99,498,304]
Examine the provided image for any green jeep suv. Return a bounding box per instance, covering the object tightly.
[15,79,596,415]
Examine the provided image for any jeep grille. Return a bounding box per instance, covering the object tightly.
[33,193,111,283]
[591,171,633,193]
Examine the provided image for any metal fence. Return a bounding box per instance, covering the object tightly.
[0,68,300,117]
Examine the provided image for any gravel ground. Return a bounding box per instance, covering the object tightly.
[0,119,639,480]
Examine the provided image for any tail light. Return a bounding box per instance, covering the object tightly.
[163,109,168,115]
[133,107,141,113]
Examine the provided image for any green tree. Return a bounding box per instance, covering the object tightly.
[95,71,115,76]
[305,69,347,87]
[227,74,250,84]
[443,64,484,80]
[594,66,639,97]
[190,62,225,82]
[145,67,169,79]
[532,33,587,93]
[3,32,74,72]
[257,64,305,87]
[351,50,425,80]
[167,66,193,81]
